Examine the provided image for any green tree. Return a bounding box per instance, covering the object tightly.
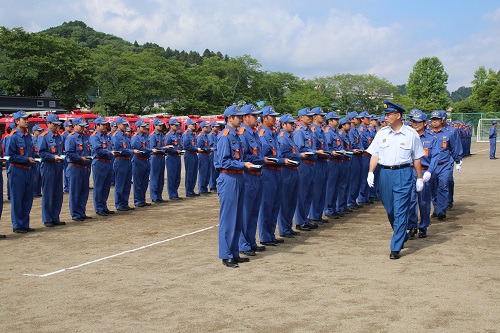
[450,86,472,103]
[407,57,449,112]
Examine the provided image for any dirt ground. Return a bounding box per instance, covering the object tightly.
[0,141,499,333]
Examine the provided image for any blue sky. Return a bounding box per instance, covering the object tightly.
[2,0,500,91]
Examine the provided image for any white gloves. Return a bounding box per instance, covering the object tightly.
[416,178,424,192]
[456,162,462,174]
[367,172,374,187]
[422,171,431,182]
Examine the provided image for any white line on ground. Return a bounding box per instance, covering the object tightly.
[22,225,218,277]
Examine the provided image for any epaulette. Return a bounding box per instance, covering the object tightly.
[339,130,344,135]
[279,131,285,137]
[238,127,246,135]
[41,131,49,136]
[296,125,303,130]
[259,129,265,137]
[324,127,330,133]
[222,128,230,137]
[8,130,16,137]
[113,131,118,136]
[91,131,98,136]
[360,127,364,132]
[311,126,315,132]
[68,132,76,137]
[184,130,189,134]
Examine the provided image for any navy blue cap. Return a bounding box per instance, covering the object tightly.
[298,107,314,117]
[115,117,129,125]
[325,111,340,120]
[169,118,180,125]
[46,114,62,125]
[430,111,442,119]
[241,104,262,115]
[13,110,29,120]
[279,114,296,123]
[261,106,280,117]
[224,105,244,117]
[383,100,405,114]
[493,120,498,125]
[32,124,43,131]
[410,110,427,122]
[311,107,326,116]
[94,116,108,125]
[153,118,164,126]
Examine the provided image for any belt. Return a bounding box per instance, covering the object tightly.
[221,169,243,174]
[302,159,315,165]
[245,170,262,176]
[199,152,211,155]
[353,152,363,156]
[284,165,298,170]
[95,158,110,163]
[380,163,411,170]
[153,153,165,157]
[69,162,87,169]
[263,165,281,171]
[11,163,31,170]
[363,152,371,156]
[134,156,149,161]
[414,166,429,170]
[185,151,197,154]
[329,159,343,163]
[116,156,131,160]
[317,157,328,161]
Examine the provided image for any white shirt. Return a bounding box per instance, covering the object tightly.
[366,125,425,166]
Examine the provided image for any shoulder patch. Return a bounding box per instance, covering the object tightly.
[360,127,364,132]
[259,129,265,137]
[279,131,285,137]
[41,131,49,136]
[222,128,230,137]
[311,126,315,132]
[238,127,246,135]
[68,132,75,137]
[324,127,330,133]
[296,125,303,130]
[91,131,98,136]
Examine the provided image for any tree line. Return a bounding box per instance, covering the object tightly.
[0,21,493,116]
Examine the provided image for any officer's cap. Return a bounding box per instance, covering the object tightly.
[325,111,340,120]
[298,107,314,117]
[153,118,164,126]
[115,117,129,125]
[94,116,108,125]
[46,114,62,125]
[241,104,262,115]
[311,107,326,116]
[493,120,498,125]
[73,117,88,127]
[168,118,180,125]
[224,105,244,117]
[357,111,370,118]
[261,106,280,117]
[410,109,427,123]
[279,114,296,124]
[383,100,405,114]
[32,124,43,131]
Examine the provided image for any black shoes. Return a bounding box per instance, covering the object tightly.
[252,246,266,252]
[325,213,339,219]
[280,234,295,238]
[53,221,66,225]
[186,193,201,197]
[135,203,145,207]
[44,222,54,228]
[170,197,182,200]
[152,199,167,203]
[260,241,276,246]
[296,224,311,231]
[240,250,256,256]
[418,229,427,238]
[222,259,239,268]
[73,218,84,222]
[13,229,28,234]
[390,251,401,260]
[104,210,115,214]
[438,213,446,220]
[118,207,134,211]
[44,221,66,227]
[408,228,417,239]
[0,234,6,239]
[25,228,36,232]
[234,257,250,263]
[274,238,284,244]
[96,211,108,216]
[83,216,93,219]
[290,231,301,236]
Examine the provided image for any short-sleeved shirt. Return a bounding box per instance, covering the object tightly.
[366,125,424,166]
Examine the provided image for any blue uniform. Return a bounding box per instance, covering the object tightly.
[149,130,166,201]
[209,130,220,191]
[277,130,301,236]
[90,131,114,214]
[65,131,91,219]
[309,123,329,221]
[6,128,35,230]
[131,132,152,206]
[112,130,133,210]
[336,128,351,212]
[489,125,497,158]
[293,124,316,227]
[38,130,64,223]
[32,135,42,197]
[367,125,425,252]
[197,131,211,194]
[62,130,72,193]
[347,125,362,207]
[258,126,283,242]
[238,123,264,251]
[324,125,343,216]
[215,126,245,260]
[444,125,462,207]
[408,130,439,233]
[182,129,199,196]
[165,129,182,199]
[357,124,372,204]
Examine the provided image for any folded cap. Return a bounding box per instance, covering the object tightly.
[46,114,62,125]
[241,104,262,115]
[383,100,405,114]
[13,110,29,120]
[325,111,340,120]
[311,107,326,116]
[279,113,296,123]
[298,107,314,117]
[223,105,244,117]
[115,117,129,125]
[94,116,108,125]
[261,106,280,117]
